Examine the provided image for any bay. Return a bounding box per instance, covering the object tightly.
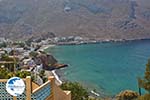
[46,40,150,96]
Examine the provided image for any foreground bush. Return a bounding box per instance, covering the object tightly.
[116,90,139,100]
[61,82,89,100]
[137,59,150,100]
[138,94,150,100]
[0,68,31,79]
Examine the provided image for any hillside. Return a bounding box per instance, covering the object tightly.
[0,0,150,40]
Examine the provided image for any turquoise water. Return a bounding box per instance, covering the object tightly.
[46,40,150,96]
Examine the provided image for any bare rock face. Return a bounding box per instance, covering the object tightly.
[35,53,57,68]
[0,0,150,40]
[116,90,139,100]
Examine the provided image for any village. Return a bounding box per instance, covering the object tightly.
[0,37,69,85]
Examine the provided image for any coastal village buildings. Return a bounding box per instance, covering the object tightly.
[0,38,71,100]
[0,38,12,44]
[0,49,5,56]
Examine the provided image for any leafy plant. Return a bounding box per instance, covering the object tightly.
[0,42,7,48]
[116,90,139,100]
[61,82,89,100]
[138,59,150,93]
[138,59,150,100]
[29,51,38,57]
[0,68,11,79]
[39,70,47,83]
[0,68,31,79]
[15,71,31,78]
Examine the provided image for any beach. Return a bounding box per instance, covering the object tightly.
[52,70,63,85]
[39,44,55,51]
[45,70,63,86]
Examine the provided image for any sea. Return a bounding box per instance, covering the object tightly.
[45,39,150,97]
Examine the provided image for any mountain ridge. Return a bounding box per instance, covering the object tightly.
[0,0,150,40]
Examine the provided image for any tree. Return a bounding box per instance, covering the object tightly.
[137,59,150,100]
[61,82,89,100]
[13,42,25,48]
[1,54,15,61]
[39,70,47,83]
[0,68,11,79]
[138,94,150,100]
[0,68,31,79]
[0,42,7,48]
[140,59,150,93]
[15,71,31,78]
[29,51,38,57]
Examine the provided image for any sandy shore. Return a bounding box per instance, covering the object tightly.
[39,44,55,51]
[45,70,63,86]
[52,70,63,85]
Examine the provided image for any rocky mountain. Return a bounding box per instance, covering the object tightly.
[0,0,150,40]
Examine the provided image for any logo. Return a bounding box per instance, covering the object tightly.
[6,77,25,96]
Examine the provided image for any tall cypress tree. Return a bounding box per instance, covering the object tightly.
[143,59,150,92]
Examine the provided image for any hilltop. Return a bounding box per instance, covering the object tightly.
[0,0,150,41]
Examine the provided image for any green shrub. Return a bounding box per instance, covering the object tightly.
[15,71,31,78]
[137,59,150,100]
[61,82,89,100]
[29,51,38,57]
[116,90,139,100]
[0,68,11,79]
[138,94,150,100]
[0,68,31,79]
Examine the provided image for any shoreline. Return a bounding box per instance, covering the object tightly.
[56,38,150,46]
[39,44,55,51]
[53,69,110,98]
[44,38,150,98]
[51,70,63,85]
[51,69,105,98]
